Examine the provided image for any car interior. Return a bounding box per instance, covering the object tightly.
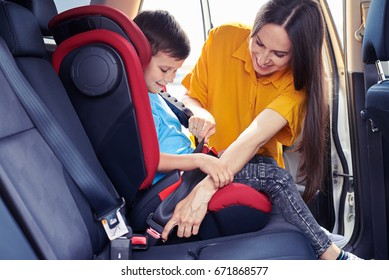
[0,0,316,260]
[0,0,388,261]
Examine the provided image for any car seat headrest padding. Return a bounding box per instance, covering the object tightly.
[362,0,389,63]
[8,0,58,36]
[0,2,46,57]
[49,5,151,69]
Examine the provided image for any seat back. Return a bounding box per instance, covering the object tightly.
[49,6,159,204]
[363,0,389,141]
[0,1,109,259]
[361,0,389,259]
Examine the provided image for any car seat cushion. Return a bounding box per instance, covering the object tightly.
[200,183,272,239]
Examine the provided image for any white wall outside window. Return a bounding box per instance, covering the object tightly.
[141,0,344,97]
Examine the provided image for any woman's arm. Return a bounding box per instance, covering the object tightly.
[161,175,217,240]
[217,108,287,173]
[161,108,287,241]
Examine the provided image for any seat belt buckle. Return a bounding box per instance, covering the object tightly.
[101,209,129,240]
[110,234,148,260]
[98,199,129,240]
[146,226,162,240]
[145,214,165,245]
[110,236,131,260]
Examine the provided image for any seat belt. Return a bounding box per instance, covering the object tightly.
[145,140,216,244]
[159,91,193,128]
[366,126,388,259]
[0,39,129,243]
[146,166,207,244]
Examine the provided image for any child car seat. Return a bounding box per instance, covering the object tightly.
[48,5,272,242]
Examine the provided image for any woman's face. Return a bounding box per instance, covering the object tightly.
[249,23,292,77]
[144,51,184,93]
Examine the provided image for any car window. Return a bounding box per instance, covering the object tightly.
[209,0,266,27]
[141,0,205,97]
[326,0,344,49]
[52,0,345,96]
[54,0,90,13]
[141,0,268,97]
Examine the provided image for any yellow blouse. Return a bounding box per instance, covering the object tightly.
[182,23,306,167]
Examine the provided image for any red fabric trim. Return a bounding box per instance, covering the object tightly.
[48,5,151,69]
[208,183,272,213]
[158,177,183,201]
[52,29,159,189]
[200,144,218,156]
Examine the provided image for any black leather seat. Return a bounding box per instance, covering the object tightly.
[363,0,389,141]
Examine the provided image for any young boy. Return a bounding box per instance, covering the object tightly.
[133,10,233,187]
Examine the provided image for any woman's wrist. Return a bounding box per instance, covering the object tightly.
[202,176,219,193]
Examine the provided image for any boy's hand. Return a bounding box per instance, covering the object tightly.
[198,154,234,188]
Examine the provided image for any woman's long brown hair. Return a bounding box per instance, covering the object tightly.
[251,0,328,202]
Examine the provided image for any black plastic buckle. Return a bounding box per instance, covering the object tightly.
[97,198,130,240]
[145,214,164,245]
[110,236,131,260]
[110,230,148,259]
[110,228,133,260]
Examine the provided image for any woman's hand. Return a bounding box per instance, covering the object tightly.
[181,93,216,143]
[188,115,216,143]
[161,176,217,241]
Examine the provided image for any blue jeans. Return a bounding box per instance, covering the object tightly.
[234,155,332,257]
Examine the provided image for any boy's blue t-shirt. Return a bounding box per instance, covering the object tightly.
[148,93,195,184]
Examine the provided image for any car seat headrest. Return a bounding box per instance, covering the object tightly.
[362,0,389,64]
[48,5,151,69]
[7,0,58,36]
[0,1,46,57]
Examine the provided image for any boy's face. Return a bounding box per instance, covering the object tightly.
[144,51,185,93]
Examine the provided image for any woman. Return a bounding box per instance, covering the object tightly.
[161,0,361,260]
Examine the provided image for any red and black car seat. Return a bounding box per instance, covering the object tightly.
[47,4,272,242]
[48,5,271,242]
